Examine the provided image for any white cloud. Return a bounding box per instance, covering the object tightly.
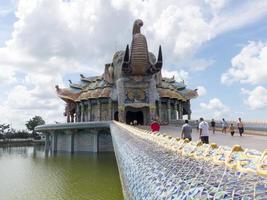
[0,65,16,84]
[196,86,207,97]
[0,71,65,129]
[153,4,212,60]
[211,1,267,35]
[241,86,267,110]
[187,58,214,71]
[205,0,229,12]
[0,83,65,129]
[221,41,267,85]
[200,98,229,118]
[162,69,189,82]
[1,0,267,128]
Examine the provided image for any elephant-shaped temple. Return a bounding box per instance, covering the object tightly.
[56,19,198,125]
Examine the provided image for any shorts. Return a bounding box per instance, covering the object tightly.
[238,127,244,135]
[200,136,209,144]
[231,131,235,136]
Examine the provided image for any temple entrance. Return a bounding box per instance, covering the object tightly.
[126,111,144,125]
[114,111,119,121]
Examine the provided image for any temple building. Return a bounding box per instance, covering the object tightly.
[56,19,198,125]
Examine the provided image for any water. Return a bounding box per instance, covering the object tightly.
[0,146,123,200]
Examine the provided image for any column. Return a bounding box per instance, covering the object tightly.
[167,99,171,123]
[85,103,88,121]
[108,99,112,120]
[158,99,162,123]
[174,101,178,120]
[187,100,191,120]
[83,102,87,122]
[178,101,183,119]
[117,78,125,123]
[149,103,156,123]
[75,103,80,122]
[96,100,101,121]
[80,102,84,122]
[118,105,125,123]
[87,100,91,121]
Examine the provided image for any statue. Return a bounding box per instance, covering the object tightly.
[64,101,76,123]
[55,85,79,123]
[122,19,162,76]
[103,63,114,84]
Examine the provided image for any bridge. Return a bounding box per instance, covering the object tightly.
[36,121,267,199]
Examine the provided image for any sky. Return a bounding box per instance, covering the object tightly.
[0,0,267,129]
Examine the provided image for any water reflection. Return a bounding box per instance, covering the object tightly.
[0,146,123,200]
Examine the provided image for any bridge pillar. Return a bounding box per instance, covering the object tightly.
[93,132,98,153]
[45,133,50,153]
[70,133,74,153]
[51,131,57,152]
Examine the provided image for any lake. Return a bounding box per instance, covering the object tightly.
[0,146,123,200]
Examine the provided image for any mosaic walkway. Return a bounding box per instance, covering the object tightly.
[110,122,267,200]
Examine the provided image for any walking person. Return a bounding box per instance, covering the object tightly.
[210,119,216,134]
[237,117,244,136]
[195,120,199,131]
[229,123,235,136]
[181,120,192,141]
[221,118,227,134]
[199,117,209,144]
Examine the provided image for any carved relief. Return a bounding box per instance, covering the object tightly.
[125,88,148,103]
[100,104,109,121]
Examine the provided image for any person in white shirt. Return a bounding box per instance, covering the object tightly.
[198,117,209,144]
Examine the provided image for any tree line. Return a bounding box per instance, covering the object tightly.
[0,116,45,140]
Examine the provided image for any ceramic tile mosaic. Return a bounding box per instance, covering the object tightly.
[110,122,267,200]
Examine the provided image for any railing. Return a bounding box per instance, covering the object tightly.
[110,121,267,199]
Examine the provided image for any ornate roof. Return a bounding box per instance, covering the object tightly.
[55,85,80,102]
[56,74,197,102]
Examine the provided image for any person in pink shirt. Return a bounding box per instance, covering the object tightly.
[150,119,160,132]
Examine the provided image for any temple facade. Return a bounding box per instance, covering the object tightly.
[56,19,198,125]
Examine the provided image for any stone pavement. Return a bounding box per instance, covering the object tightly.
[140,125,267,152]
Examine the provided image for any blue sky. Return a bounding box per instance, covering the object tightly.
[0,0,267,129]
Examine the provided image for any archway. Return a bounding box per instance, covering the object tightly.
[114,111,119,121]
[126,111,144,125]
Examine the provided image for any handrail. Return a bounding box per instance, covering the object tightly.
[113,121,267,178]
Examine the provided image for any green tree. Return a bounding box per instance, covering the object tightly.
[0,124,10,139]
[0,124,10,134]
[25,116,45,134]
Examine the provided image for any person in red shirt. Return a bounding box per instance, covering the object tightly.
[150,119,160,132]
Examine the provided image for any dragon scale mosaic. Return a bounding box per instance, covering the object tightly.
[110,122,267,199]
